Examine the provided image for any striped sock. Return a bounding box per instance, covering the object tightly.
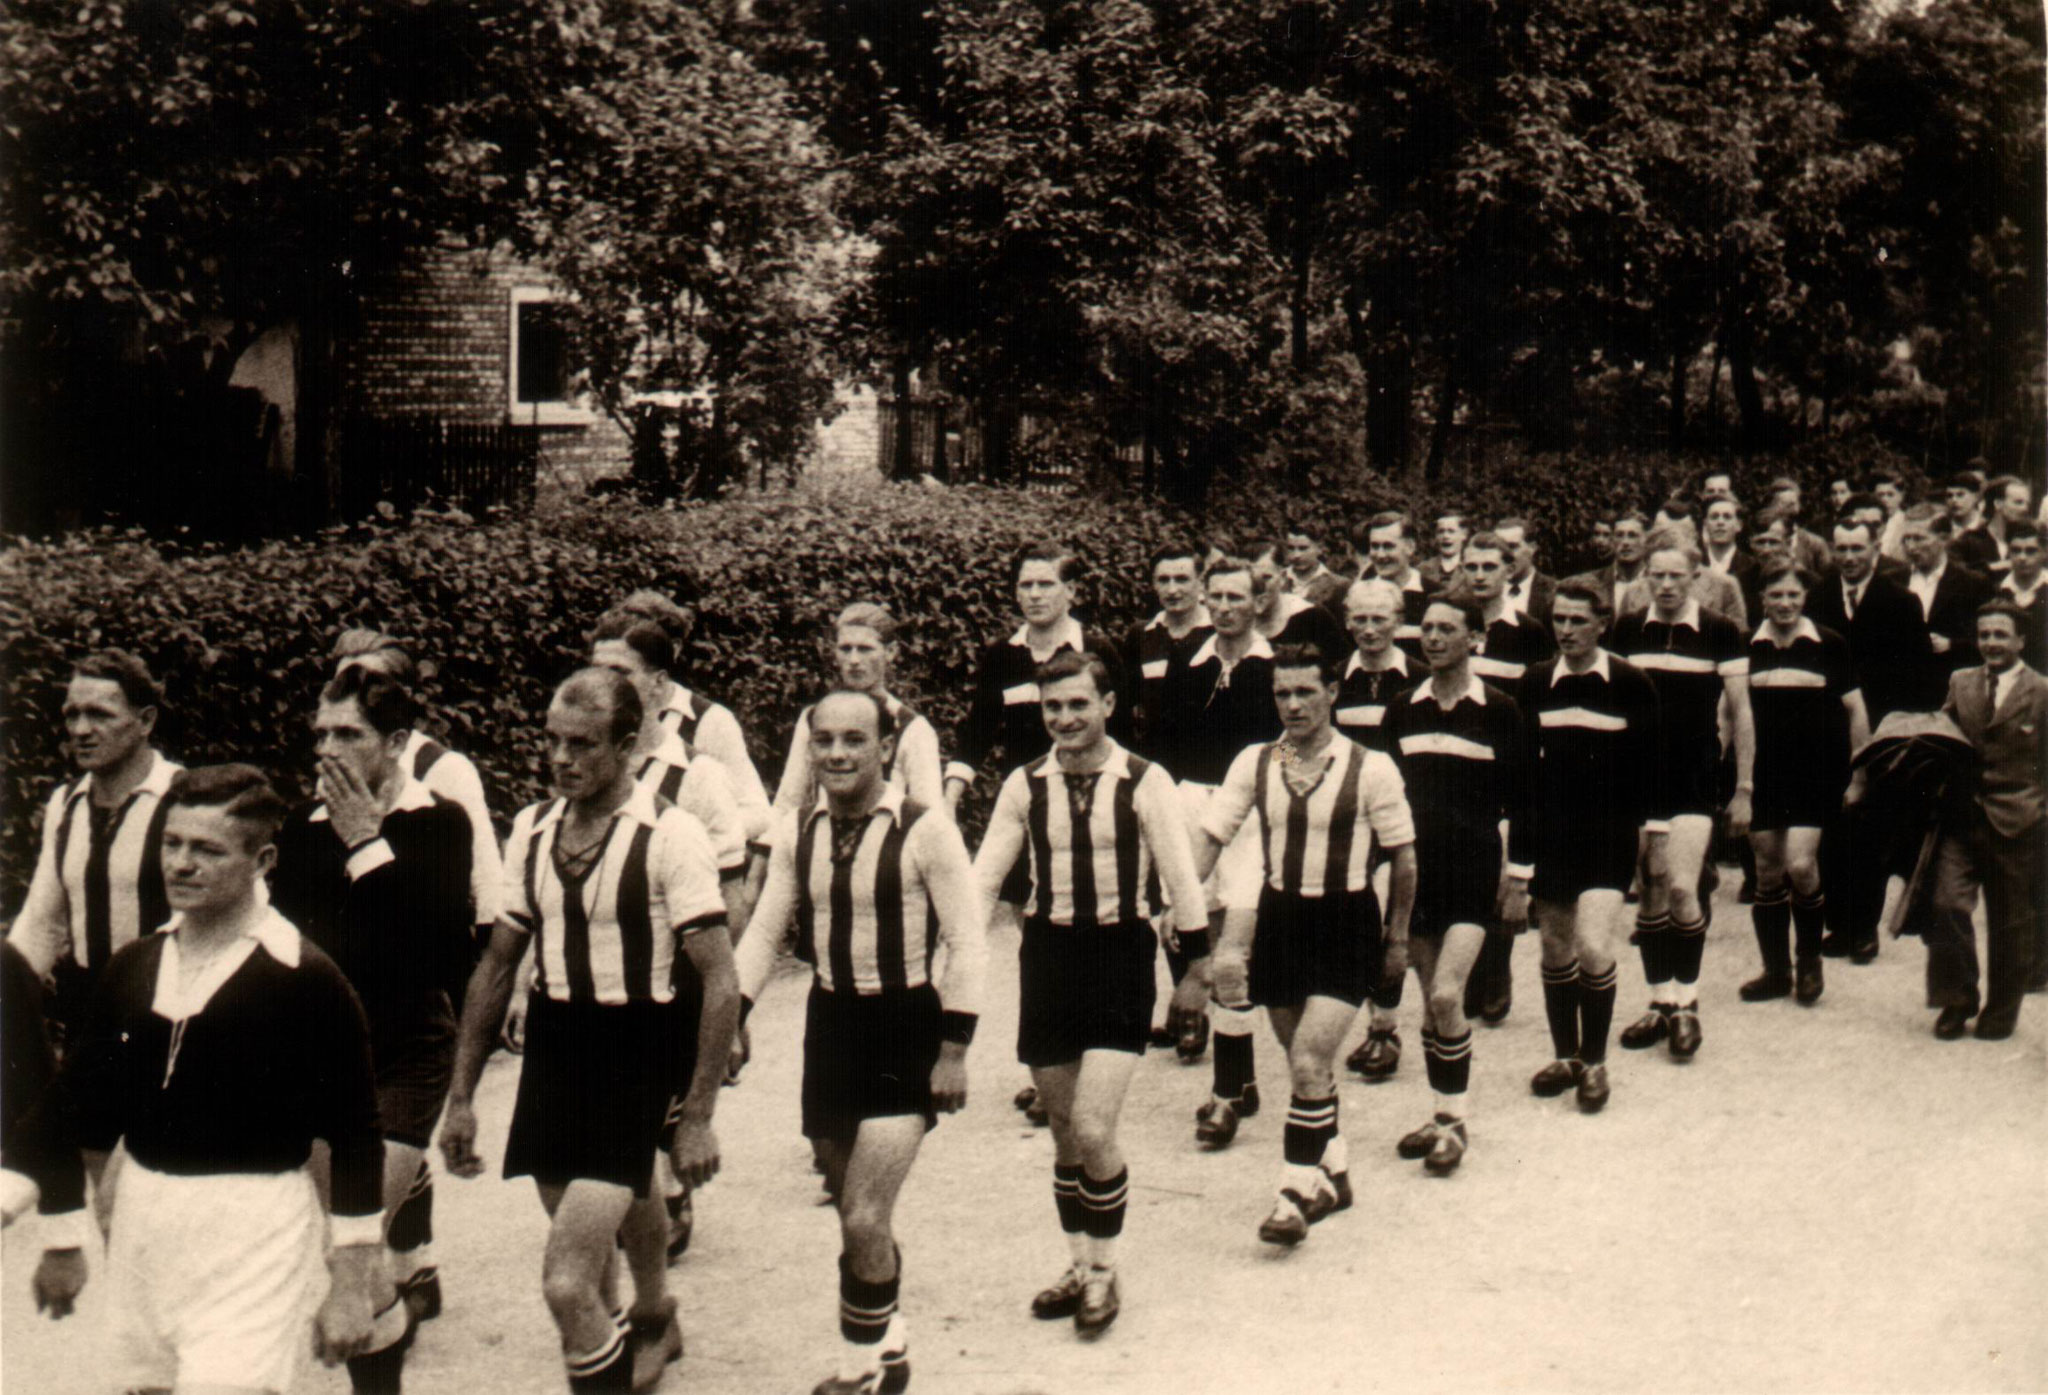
[1578,963,1619,1064]
[1633,912,1673,1002]
[1211,1003,1256,1101]
[1671,913,1708,987]
[1425,1028,1473,1115]
[1541,960,1581,1060]
[1079,1168,1129,1271]
[565,1312,629,1392]
[1282,1095,1338,1167]
[1052,1164,1087,1265]
[838,1252,899,1345]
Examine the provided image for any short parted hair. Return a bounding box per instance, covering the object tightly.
[330,627,417,683]
[1464,530,1510,560]
[1204,554,1257,589]
[1281,520,1321,545]
[1841,490,1882,519]
[1423,595,1485,635]
[1241,534,1288,567]
[1435,510,1469,530]
[320,662,418,735]
[1756,561,1817,595]
[1345,577,1402,612]
[1365,510,1413,543]
[1149,539,1204,573]
[1755,501,1798,535]
[590,612,677,675]
[1868,466,1901,489]
[1552,578,1613,622]
[1986,474,2029,506]
[555,667,644,745]
[2006,520,2042,547]
[1703,495,1744,519]
[808,688,897,741]
[1643,530,1701,569]
[1976,597,2026,632]
[1614,509,1651,532]
[1950,469,1986,494]
[165,763,289,850]
[1493,514,1534,540]
[1832,515,1878,546]
[1013,541,1081,586]
[1902,501,1952,535]
[835,601,900,646]
[615,590,696,647]
[1036,648,1115,696]
[72,648,161,712]
[1270,642,1341,685]
[1656,496,1697,527]
[1769,474,1802,495]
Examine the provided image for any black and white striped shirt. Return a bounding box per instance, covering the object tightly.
[768,693,947,847]
[1203,734,1415,902]
[502,785,727,1005]
[658,684,771,843]
[634,730,747,874]
[974,741,1207,932]
[9,750,182,976]
[737,786,986,1019]
[403,731,504,926]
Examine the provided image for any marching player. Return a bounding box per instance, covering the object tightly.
[1609,541,1754,1057]
[1127,542,1214,762]
[1383,598,1530,1174]
[973,650,1209,1334]
[442,670,739,1393]
[8,650,182,1046]
[1518,583,1666,1113]
[1198,645,1418,1245]
[738,690,986,1392]
[1248,537,1349,654]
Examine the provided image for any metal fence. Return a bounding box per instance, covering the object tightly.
[337,416,540,518]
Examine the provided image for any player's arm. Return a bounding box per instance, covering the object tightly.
[946,644,1004,811]
[1495,697,1533,932]
[970,769,1032,913]
[1842,688,1873,805]
[434,751,506,931]
[1722,663,1756,838]
[899,718,949,812]
[309,958,388,1364]
[1363,753,1418,946]
[734,822,800,1009]
[920,820,986,1113]
[663,814,737,1187]
[1195,746,1261,882]
[695,704,771,845]
[441,921,530,1177]
[6,789,72,979]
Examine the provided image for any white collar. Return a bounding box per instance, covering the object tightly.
[1412,671,1486,708]
[1192,630,1275,667]
[533,782,665,834]
[1028,739,1135,782]
[1344,648,1409,679]
[1265,592,1315,623]
[1550,649,1616,685]
[809,780,909,822]
[152,904,302,1021]
[310,771,435,823]
[1647,599,1703,631]
[2000,574,2042,605]
[1391,568,1425,593]
[1146,605,1213,632]
[1009,616,1086,654]
[1911,558,1948,589]
[70,748,179,807]
[642,728,695,771]
[1754,616,1822,645]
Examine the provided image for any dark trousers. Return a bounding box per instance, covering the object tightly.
[1823,805,1900,950]
[1926,816,2042,1022]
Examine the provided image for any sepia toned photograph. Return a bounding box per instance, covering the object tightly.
[1,1,2043,1392]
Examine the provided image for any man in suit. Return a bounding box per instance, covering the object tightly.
[1767,476,1833,576]
[1925,601,2044,1039]
[1568,510,1650,613]
[1700,497,1758,598]
[1900,503,1996,709]
[1281,523,1348,613]
[1996,521,2044,673]
[1843,495,1910,584]
[1955,475,2034,579]
[1491,517,1557,627]
[1617,528,1747,628]
[1418,512,1471,593]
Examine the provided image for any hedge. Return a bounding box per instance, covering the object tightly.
[0,444,1918,910]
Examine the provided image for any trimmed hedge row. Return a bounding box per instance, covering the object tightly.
[0,445,1915,909]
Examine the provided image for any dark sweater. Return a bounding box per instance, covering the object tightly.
[1383,680,1532,868]
[1518,654,1668,838]
[950,626,1131,785]
[65,928,384,1218]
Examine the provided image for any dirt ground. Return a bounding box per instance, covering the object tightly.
[6,884,2045,1394]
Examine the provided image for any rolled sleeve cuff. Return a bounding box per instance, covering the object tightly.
[939,1010,978,1046]
[944,761,977,788]
[38,1208,92,1251]
[329,1211,384,1249]
[344,839,395,880]
[1507,863,1535,880]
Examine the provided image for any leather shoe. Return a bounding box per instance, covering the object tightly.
[1423,1119,1468,1176]
[1850,942,1878,966]
[1148,1023,1177,1049]
[1396,1117,1442,1159]
[1739,972,1792,1002]
[1013,1085,1038,1112]
[1175,1010,1209,1063]
[1667,1008,1702,1059]
[1349,1028,1401,1081]
[1819,934,1852,959]
[1074,1271,1119,1338]
[1530,1059,1583,1098]
[628,1300,683,1393]
[1933,1006,1973,1040]
[1194,1097,1240,1148]
[1576,1062,1611,1113]
[1024,1095,1049,1127]
[1794,958,1824,1006]
[1235,1082,1262,1118]
[1322,1166,1354,1212]
[1480,987,1512,1025]
[1031,1267,1086,1320]
[1974,1013,2018,1041]
[1618,1007,1671,1050]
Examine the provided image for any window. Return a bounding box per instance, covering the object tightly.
[507,286,592,424]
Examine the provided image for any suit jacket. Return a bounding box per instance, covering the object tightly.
[1617,570,1749,630]
[1793,527,1833,576]
[1808,574,1932,722]
[1943,663,2046,838]
[1417,556,1464,593]
[1912,563,1995,706]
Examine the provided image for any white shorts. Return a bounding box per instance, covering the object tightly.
[1177,781,1262,916]
[106,1159,328,1393]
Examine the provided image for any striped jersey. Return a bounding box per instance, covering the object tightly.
[1610,602,1748,770]
[1469,609,1557,687]
[1383,673,1533,875]
[768,692,947,846]
[737,785,987,1017]
[1748,618,1858,772]
[8,750,182,977]
[1203,733,1415,901]
[502,784,727,1005]
[1153,631,1282,784]
[658,684,771,843]
[974,740,1208,932]
[634,729,747,873]
[1517,650,1669,840]
[403,730,504,926]
[1333,649,1414,750]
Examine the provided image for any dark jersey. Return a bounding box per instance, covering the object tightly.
[1748,620,1859,780]
[1469,610,1557,688]
[1518,652,1668,838]
[1610,605,1748,774]
[1332,650,1417,753]
[1154,633,1283,785]
[1383,677,1532,872]
[1128,612,1214,763]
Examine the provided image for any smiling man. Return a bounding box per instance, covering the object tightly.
[8,650,183,1047]
[738,690,987,1393]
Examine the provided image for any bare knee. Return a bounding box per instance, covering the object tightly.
[541,1258,593,1324]
[1786,855,1820,891]
[1427,987,1463,1027]
[1069,1110,1116,1162]
[839,1200,890,1255]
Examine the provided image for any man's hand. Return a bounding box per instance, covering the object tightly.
[319,755,385,850]
[499,994,528,1054]
[312,1252,377,1365]
[439,1098,485,1179]
[1169,957,1211,1023]
[1726,791,1753,840]
[1929,633,1952,655]
[930,1042,969,1114]
[1499,879,1531,936]
[1211,948,1250,1008]
[668,1119,721,1189]
[1843,773,1869,808]
[725,1023,751,1086]
[32,1249,86,1318]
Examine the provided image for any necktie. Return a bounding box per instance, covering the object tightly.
[1509,581,1523,601]
[1844,584,1857,620]
[1987,668,2000,713]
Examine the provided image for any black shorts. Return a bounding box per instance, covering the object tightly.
[801,984,942,1143]
[1017,919,1156,1067]
[505,995,675,1196]
[1409,830,1501,939]
[1249,886,1384,1009]
[1752,759,1845,833]
[1531,825,1638,903]
[1664,734,1723,818]
[372,1012,456,1148]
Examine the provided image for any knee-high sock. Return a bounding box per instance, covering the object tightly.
[1791,891,1827,960]
[389,1160,435,1286]
[565,1312,630,1393]
[1211,1003,1256,1100]
[1372,958,1406,1012]
[1079,1167,1129,1271]
[1753,890,1792,976]
[1541,960,1581,1060]
[839,1251,900,1346]
[1670,914,1707,1004]
[1052,1163,1087,1266]
[1479,933,1514,998]
[1423,1028,1473,1119]
[1577,963,1618,1065]
[1633,912,1673,999]
[345,1294,414,1393]
[1281,1094,1338,1195]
